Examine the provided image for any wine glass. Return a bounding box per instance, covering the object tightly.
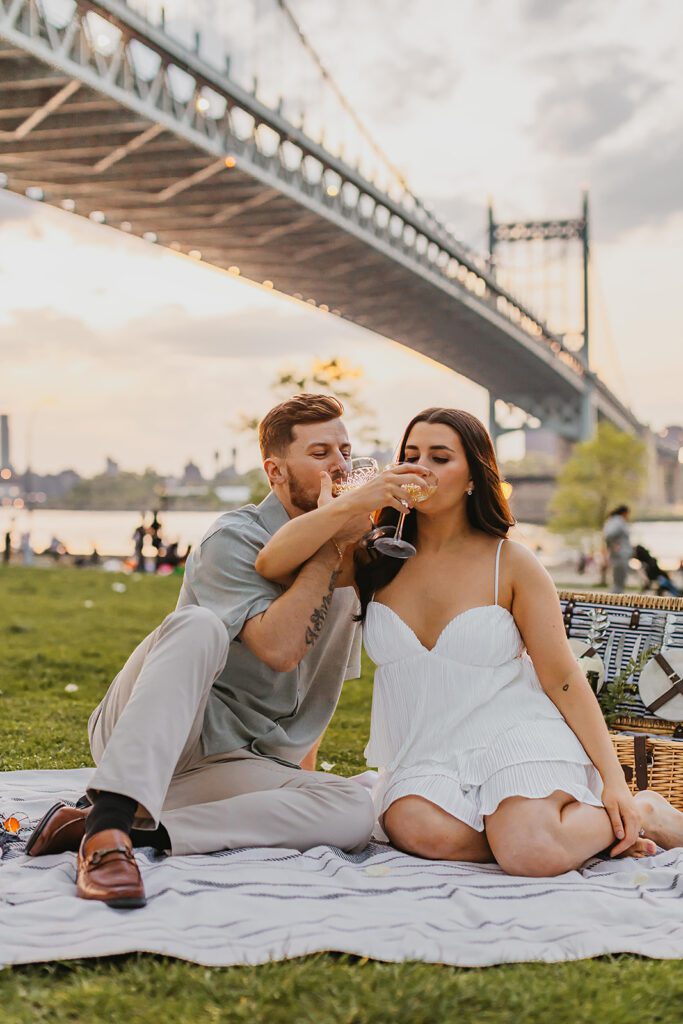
[332,457,379,495]
[371,466,438,559]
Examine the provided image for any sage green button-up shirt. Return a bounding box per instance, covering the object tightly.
[176,491,361,764]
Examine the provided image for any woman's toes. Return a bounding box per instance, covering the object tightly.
[618,837,657,859]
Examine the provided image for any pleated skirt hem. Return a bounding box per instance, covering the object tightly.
[372,760,604,840]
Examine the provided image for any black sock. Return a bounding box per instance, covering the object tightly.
[131,823,171,852]
[85,791,137,839]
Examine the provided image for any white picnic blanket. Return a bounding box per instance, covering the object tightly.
[2,768,683,968]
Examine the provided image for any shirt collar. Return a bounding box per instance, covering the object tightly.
[257,490,291,535]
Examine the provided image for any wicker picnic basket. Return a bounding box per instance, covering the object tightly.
[558,590,683,812]
[610,732,683,811]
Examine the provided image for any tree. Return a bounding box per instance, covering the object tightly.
[548,422,647,540]
[58,469,165,511]
[241,466,270,506]
[235,357,388,503]
[236,357,384,445]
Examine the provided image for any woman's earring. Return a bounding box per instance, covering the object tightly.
[467,488,473,496]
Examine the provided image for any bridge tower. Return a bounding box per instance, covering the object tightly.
[487,192,595,451]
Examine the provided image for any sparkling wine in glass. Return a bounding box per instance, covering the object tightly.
[371,467,438,559]
[332,457,379,495]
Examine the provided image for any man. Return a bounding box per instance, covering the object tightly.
[26,394,377,909]
[603,504,632,594]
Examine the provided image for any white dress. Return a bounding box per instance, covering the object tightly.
[363,539,604,837]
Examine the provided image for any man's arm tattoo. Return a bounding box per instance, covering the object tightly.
[305,567,341,647]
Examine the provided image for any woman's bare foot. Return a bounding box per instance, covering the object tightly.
[615,836,657,859]
[634,790,683,850]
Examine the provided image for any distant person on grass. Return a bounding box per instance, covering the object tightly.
[603,504,632,594]
[26,394,425,910]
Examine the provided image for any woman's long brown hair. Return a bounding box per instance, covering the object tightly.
[354,408,515,621]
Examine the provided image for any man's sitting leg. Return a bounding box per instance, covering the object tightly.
[159,749,375,857]
[24,604,230,907]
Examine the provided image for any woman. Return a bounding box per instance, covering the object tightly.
[255,408,683,875]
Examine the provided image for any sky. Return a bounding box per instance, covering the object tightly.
[1,0,682,478]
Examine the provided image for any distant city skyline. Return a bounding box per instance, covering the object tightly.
[1,0,681,476]
[0,407,397,482]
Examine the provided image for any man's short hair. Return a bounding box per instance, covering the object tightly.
[258,393,344,459]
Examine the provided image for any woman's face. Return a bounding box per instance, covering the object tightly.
[402,421,473,514]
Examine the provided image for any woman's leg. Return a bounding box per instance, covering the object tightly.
[634,790,683,849]
[485,791,656,877]
[383,796,494,863]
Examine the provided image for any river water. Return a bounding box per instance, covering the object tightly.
[3,509,682,570]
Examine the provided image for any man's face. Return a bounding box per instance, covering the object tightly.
[276,418,352,512]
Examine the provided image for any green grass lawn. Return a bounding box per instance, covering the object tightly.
[1,565,682,1023]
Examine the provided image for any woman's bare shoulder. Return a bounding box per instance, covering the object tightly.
[503,539,550,580]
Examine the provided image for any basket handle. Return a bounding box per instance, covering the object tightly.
[634,734,649,791]
[646,653,683,714]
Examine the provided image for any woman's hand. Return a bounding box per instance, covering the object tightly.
[317,472,375,550]
[317,466,435,552]
[319,464,434,518]
[602,778,642,857]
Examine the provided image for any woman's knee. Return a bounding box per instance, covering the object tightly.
[383,797,477,860]
[490,825,575,877]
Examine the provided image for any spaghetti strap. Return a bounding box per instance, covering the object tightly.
[494,538,505,606]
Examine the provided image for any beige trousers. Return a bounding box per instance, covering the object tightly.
[87,605,374,856]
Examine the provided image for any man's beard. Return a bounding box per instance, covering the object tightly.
[286,465,343,513]
[286,468,320,513]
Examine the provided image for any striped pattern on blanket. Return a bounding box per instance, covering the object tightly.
[2,769,683,967]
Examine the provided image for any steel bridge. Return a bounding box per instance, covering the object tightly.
[0,0,643,443]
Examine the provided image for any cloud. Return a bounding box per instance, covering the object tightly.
[363,36,461,120]
[426,194,488,252]
[0,308,97,361]
[593,123,683,238]
[0,190,39,226]
[287,0,460,123]
[0,302,362,366]
[532,48,663,154]
[122,304,361,361]
[521,0,597,23]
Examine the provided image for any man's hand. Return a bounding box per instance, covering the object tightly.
[317,471,337,508]
[317,472,373,548]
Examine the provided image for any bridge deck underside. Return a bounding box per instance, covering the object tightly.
[1,43,585,417]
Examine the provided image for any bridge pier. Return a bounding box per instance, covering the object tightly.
[488,394,524,459]
[579,381,597,441]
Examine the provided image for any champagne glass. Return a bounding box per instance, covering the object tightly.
[371,466,438,559]
[332,457,379,495]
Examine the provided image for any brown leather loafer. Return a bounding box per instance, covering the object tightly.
[26,802,89,857]
[76,829,146,909]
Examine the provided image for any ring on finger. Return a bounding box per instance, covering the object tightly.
[639,827,645,837]
[400,499,409,509]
